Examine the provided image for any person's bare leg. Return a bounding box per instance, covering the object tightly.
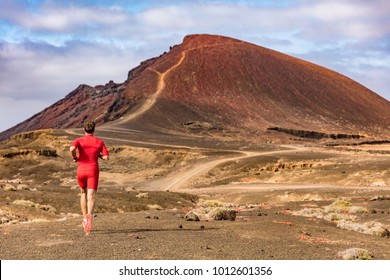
[87,189,96,215]
[83,189,96,235]
[80,188,87,218]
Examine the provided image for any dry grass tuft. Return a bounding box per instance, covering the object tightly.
[12,199,57,213]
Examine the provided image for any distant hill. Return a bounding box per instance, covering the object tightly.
[1,34,389,141]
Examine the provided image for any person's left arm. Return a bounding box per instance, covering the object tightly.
[70,140,79,162]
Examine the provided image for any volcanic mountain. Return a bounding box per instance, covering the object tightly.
[1,34,389,141]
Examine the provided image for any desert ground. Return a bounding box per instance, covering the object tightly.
[0,128,390,260]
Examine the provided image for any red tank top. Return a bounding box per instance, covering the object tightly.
[72,134,109,171]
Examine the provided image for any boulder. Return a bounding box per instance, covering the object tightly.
[185,211,200,221]
[210,208,237,221]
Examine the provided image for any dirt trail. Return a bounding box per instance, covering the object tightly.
[116,51,186,124]
[110,42,243,126]
[63,128,314,195]
[144,145,310,192]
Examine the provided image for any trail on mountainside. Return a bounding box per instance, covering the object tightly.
[116,51,186,124]
[111,42,242,126]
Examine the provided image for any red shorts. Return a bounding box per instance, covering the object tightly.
[77,169,99,190]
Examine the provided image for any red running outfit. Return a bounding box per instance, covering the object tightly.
[72,135,109,190]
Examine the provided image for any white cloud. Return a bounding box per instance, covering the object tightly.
[1,2,130,33]
[0,97,49,132]
[294,0,390,41]
[300,2,367,22]
[0,41,135,98]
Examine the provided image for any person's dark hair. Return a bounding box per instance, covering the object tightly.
[83,120,96,134]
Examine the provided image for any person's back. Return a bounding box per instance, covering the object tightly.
[73,134,106,171]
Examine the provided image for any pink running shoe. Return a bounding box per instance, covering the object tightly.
[84,214,92,234]
[82,219,87,228]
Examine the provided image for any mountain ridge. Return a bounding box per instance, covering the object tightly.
[1,34,389,141]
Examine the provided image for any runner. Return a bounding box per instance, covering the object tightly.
[70,120,109,235]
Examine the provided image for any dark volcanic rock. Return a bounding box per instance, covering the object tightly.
[267,127,364,140]
[210,208,237,221]
[1,149,57,158]
[185,211,200,221]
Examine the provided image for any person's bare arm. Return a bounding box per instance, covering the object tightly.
[70,146,78,162]
[99,154,109,161]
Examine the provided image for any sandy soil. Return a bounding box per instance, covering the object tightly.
[1,131,390,260]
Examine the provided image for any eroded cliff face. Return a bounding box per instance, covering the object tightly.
[0,81,131,140]
[0,55,159,141]
[1,34,389,141]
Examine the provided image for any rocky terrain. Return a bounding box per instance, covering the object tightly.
[0,130,389,260]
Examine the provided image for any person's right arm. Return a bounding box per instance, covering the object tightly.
[99,154,109,161]
[100,142,109,161]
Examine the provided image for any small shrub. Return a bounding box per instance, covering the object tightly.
[338,248,373,260]
[324,198,352,213]
[3,184,17,191]
[136,192,149,199]
[337,221,386,236]
[148,204,163,210]
[200,200,224,207]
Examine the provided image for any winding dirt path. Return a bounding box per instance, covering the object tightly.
[143,145,310,192]
[116,51,186,124]
[107,42,243,126]
[65,131,310,193]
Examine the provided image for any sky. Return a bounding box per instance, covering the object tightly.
[0,0,389,133]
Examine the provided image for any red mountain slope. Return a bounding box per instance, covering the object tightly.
[1,34,389,141]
